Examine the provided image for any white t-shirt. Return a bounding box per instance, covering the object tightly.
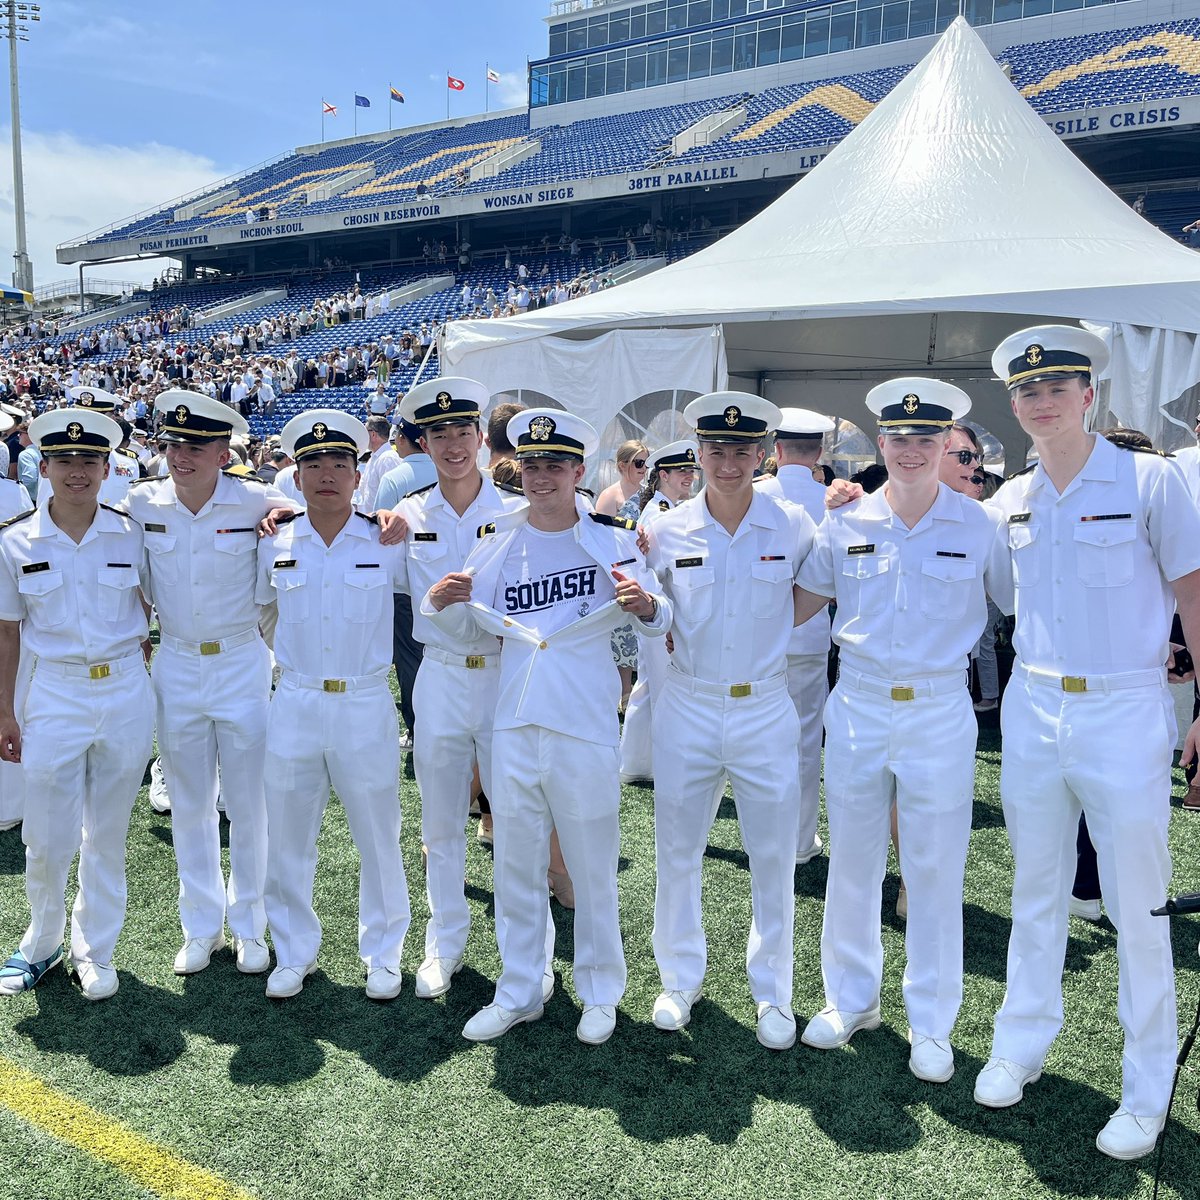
[494,526,615,638]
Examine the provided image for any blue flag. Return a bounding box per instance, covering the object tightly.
[355,94,370,108]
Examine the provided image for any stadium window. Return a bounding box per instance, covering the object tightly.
[882,1,908,41]
[1052,0,1083,11]
[713,0,731,18]
[711,31,735,71]
[567,19,588,53]
[668,37,691,81]
[730,0,749,15]
[1023,0,1053,14]
[830,5,855,50]
[567,61,586,101]
[588,16,609,48]
[804,10,831,56]
[548,65,568,104]
[781,12,805,60]
[734,26,758,69]
[758,19,782,64]
[627,49,648,87]
[630,8,647,38]
[667,2,688,31]
[611,13,631,42]
[647,1,668,36]
[965,0,993,21]
[531,65,550,107]
[908,0,936,35]
[549,27,568,56]
[689,32,713,77]
[856,4,882,46]
[689,0,713,24]
[1082,0,1113,7]
[992,0,1022,20]
[607,51,628,93]
[646,43,668,85]
[935,0,959,29]
[587,54,607,96]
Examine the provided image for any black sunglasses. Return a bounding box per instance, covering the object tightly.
[949,449,982,464]
[631,458,647,468]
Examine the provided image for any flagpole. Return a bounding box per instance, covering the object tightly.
[321,100,325,143]
[446,68,450,121]
[354,95,358,137]
[485,63,490,114]
[388,83,392,132]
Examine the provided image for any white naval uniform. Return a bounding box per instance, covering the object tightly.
[256,512,410,972]
[395,476,526,966]
[423,499,669,1013]
[122,472,291,946]
[0,504,152,967]
[0,479,34,828]
[759,466,833,857]
[987,434,1200,1116]
[646,488,815,1008]
[797,483,1012,1038]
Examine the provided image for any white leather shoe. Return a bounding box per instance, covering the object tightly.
[414,955,463,999]
[365,966,402,1001]
[173,934,226,976]
[148,757,171,814]
[796,834,823,865]
[266,962,315,999]
[652,988,702,1031]
[909,1033,955,1082]
[577,1004,617,1045]
[232,936,270,974]
[801,1005,881,1049]
[1095,1107,1165,1160]
[542,966,554,1004]
[973,1057,1041,1107]
[1069,896,1102,921]
[462,1003,543,1042]
[756,1003,797,1050]
[75,960,118,1001]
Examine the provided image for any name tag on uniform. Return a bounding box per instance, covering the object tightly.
[936,551,966,559]
[1080,513,1132,523]
[273,559,298,569]
[414,532,438,542]
[847,544,875,555]
[216,527,254,535]
[759,554,785,562]
[107,563,132,568]
[21,561,49,575]
[675,557,705,568]
[356,563,380,569]
[1008,513,1031,524]
[612,557,636,568]
[145,523,168,533]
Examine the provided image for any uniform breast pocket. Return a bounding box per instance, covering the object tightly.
[1007,523,1041,588]
[342,570,388,624]
[671,567,714,622]
[213,534,257,584]
[840,555,890,616]
[1074,521,1136,588]
[145,531,178,586]
[750,560,793,618]
[273,571,308,622]
[919,557,977,620]
[96,566,141,622]
[17,569,67,627]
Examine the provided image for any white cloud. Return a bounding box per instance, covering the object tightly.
[493,71,529,109]
[0,128,232,292]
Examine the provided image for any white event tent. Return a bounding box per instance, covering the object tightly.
[441,17,1200,472]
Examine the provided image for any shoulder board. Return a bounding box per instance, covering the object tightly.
[1111,441,1173,458]
[0,508,34,529]
[658,499,671,511]
[576,486,595,500]
[494,481,524,496]
[1006,464,1036,480]
[127,476,159,488]
[115,446,138,459]
[101,503,140,525]
[404,481,437,498]
[355,510,380,525]
[221,467,266,483]
[589,512,636,531]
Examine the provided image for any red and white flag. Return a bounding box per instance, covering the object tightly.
[447,75,465,91]
[322,100,337,115]
[486,68,500,84]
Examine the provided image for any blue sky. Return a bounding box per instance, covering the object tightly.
[1,0,553,288]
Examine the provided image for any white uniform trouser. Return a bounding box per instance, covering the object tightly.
[153,636,271,942]
[820,672,975,1038]
[787,652,828,856]
[652,670,800,1007]
[413,652,499,962]
[618,633,669,780]
[264,676,409,970]
[18,658,154,965]
[490,724,625,1012]
[991,665,1177,1115]
[0,649,32,826]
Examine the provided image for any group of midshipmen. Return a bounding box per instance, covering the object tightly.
[1,323,1197,1164]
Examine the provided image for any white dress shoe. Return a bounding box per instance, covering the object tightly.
[75,961,118,1001]
[365,966,402,1001]
[652,988,702,1031]
[173,934,226,976]
[265,962,315,999]
[148,757,171,814]
[462,1003,543,1042]
[756,1003,797,1050]
[801,1005,881,1049]
[1069,895,1102,921]
[909,1033,955,1082]
[577,1004,617,1045]
[414,955,463,999]
[232,937,270,974]
[796,834,823,865]
[542,967,555,1004]
[973,1057,1041,1107]
[1095,1107,1165,1160]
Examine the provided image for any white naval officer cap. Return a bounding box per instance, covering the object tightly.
[648,440,699,471]
[399,377,488,429]
[154,388,249,442]
[774,407,835,440]
[991,325,1110,391]
[67,385,120,415]
[281,409,369,462]
[30,407,121,457]
[866,378,970,436]
[507,408,598,461]
[683,391,781,442]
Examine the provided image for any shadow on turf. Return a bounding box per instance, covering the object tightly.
[0,827,24,876]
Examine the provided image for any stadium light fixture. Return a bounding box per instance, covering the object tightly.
[3,0,37,295]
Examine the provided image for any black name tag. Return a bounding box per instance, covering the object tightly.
[847,544,875,555]
[1008,513,1031,524]
[144,523,168,534]
[1080,513,1133,523]
[356,563,380,569]
[216,527,254,535]
[21,561,49,575]
[414,532,438,541]
[107,563,132,568]
[612,557,636,568]
[273,559,297,569]
[936,551,966,559]
[675,557,705,568]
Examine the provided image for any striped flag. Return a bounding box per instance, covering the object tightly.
[389,86,405,103]
[487,67,500,83]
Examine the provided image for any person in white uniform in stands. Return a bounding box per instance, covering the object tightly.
[424,408,669,1046]
[391,377,528,1001]
[645,392,816,1052]
[122,390,294,978]
[0,408,153,1001]
[256,409,410,1002]
[756,407,836,864]
[618,439,699,785]
[976,325,1200,1161]
[792,379,1012,1082]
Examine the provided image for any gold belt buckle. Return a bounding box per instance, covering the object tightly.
[200,641,222,656]
[323,679,347,693]
[891,686,915,701]
[89,663,111,681]
[729,683,752,698]
[465,655,486,670]
[1062,676,1087,693]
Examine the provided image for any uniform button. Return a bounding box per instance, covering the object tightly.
[539,641,548,650]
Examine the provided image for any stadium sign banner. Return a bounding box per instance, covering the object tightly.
[1044,96,1200,139]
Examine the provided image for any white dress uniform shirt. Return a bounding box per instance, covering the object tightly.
[356,444,401,513]
[1171,442,1200,506]
[798,483,1014,679]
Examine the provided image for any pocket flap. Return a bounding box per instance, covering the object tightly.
[97,566,140,590]
[841,555,889,579]
[17,569,63,596]
[672,566,714,588]
[273,570,308,590]
[1073,521,1136,549]
[921,557,977,583]
[344,570,388,590]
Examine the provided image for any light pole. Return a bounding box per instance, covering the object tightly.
[3,1,38,295]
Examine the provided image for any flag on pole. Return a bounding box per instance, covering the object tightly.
[389,86,405,103]
[322,100,337,115]
[355,94,371,108]
[487,67,500,83]
[447,74,465,91]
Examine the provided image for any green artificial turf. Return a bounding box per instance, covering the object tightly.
[1,719,1198,1200]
